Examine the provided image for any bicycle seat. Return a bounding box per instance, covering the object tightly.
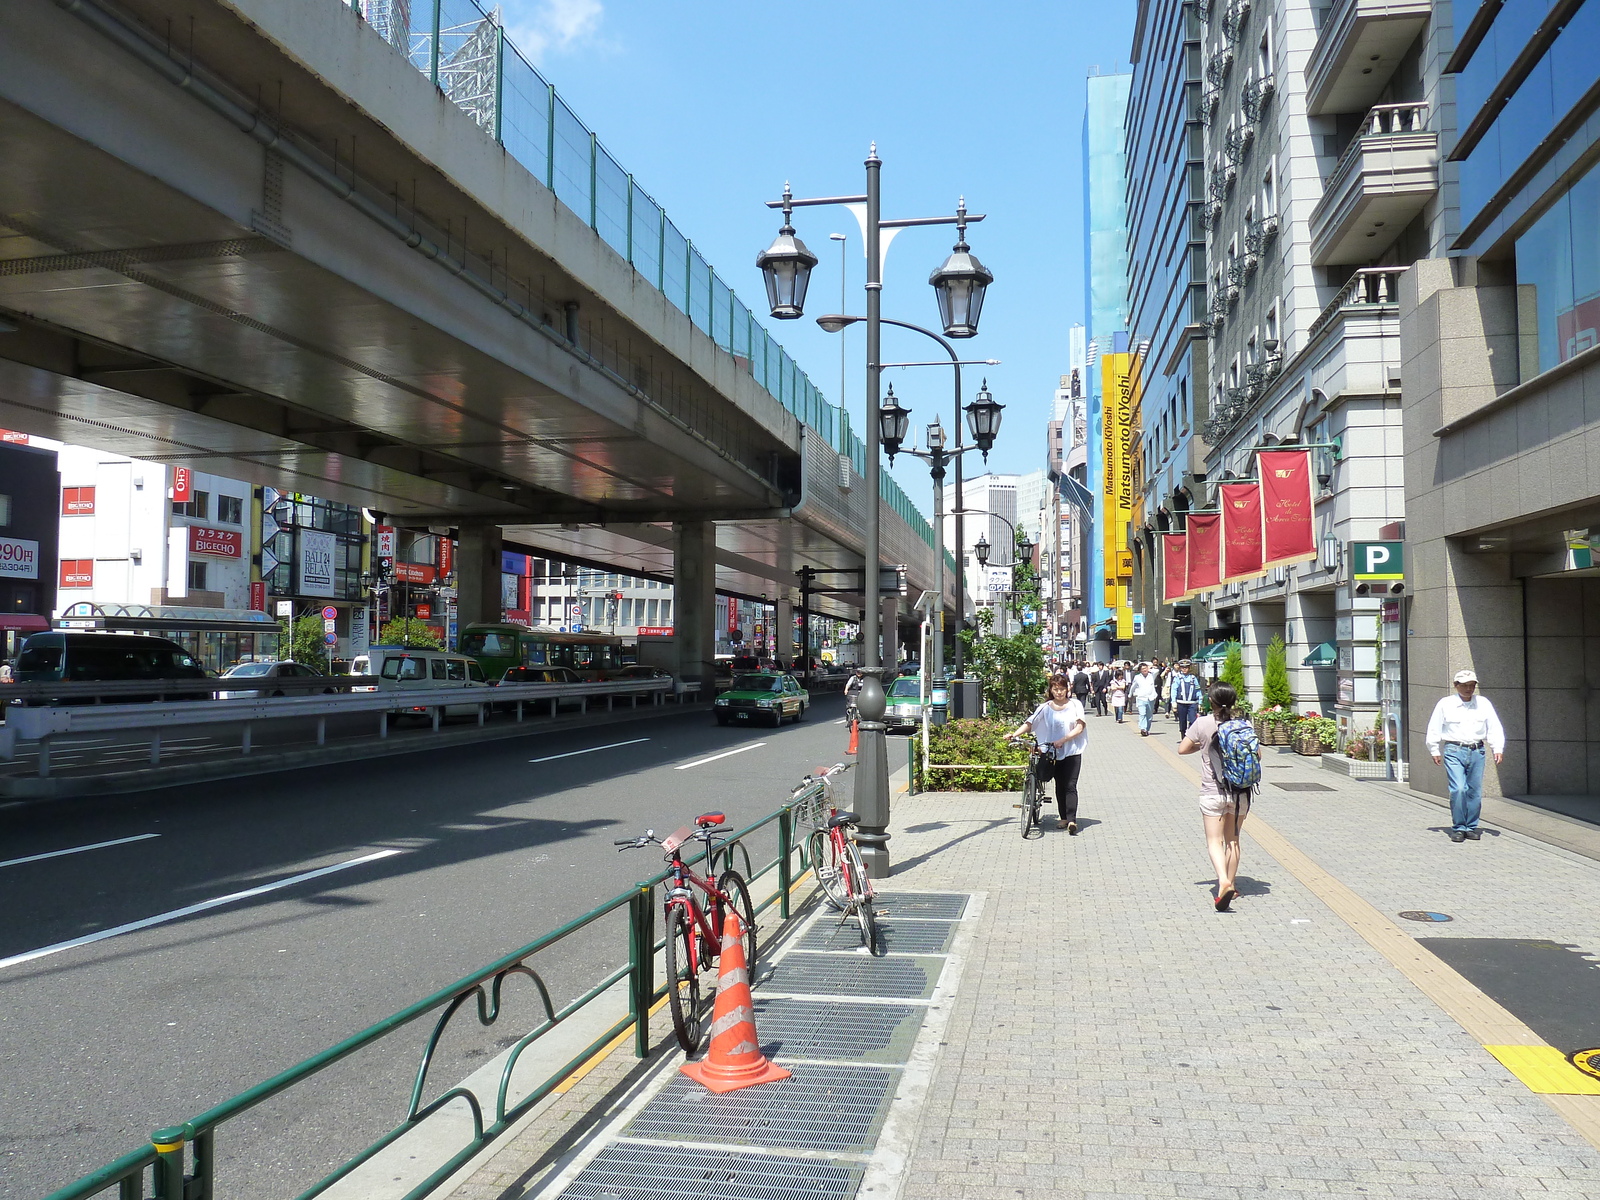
[827,810,859,829]
[695,812,726,828]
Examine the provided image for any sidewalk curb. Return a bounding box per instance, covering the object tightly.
[0,701,709,803]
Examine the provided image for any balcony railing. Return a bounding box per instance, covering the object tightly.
[1306,266,1405,343]
[1310,101,1437,265]
[1306,0,1432,117]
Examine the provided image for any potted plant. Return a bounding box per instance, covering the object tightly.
[1293,711,1338,756]
[1256,705,1296,745]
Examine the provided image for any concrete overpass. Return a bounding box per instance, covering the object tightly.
[0,0,955,675]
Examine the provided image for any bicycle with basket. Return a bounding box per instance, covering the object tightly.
[790,762,884,955]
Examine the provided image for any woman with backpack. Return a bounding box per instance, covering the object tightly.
[1177,682,1260,912]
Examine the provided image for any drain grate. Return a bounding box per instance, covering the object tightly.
[750,997,923,1064]
[624,1063,898,1152]
[798,918,957,955]
[564,1143,862,1200]
[1272,782,1335,791]
[762,953,941,999]
[872,892,969,920]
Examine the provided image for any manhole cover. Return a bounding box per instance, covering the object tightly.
[1573,1048,1600,1080]
[872,892,969,920]
[1273,782,1336,791]
[750,997,923,1064]
[564,1143,862,1200]
[763,952,941,999]
[1398,911,1453,922]
[624,1063,897,1152]
[798,918,957,954]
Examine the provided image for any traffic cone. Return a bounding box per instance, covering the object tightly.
[847,720,859,755]
[679,911,791,1094]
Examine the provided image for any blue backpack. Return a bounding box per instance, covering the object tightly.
[1212,717,1261,793]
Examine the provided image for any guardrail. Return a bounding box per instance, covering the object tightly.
[41,767,845,1200]
[1,679,692,776]
[0,676,377,703]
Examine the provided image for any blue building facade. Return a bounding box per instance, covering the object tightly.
[1125,0,1207,660]
[1082,69,1132,644]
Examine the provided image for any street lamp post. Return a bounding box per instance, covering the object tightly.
[972,519,1037,639]
[758,148,991,879]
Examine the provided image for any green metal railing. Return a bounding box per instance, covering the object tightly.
[341,0,938,547]
[44,785,827,1200]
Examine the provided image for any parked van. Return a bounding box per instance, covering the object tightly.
[375,649,487,717]
[12,632,208,702]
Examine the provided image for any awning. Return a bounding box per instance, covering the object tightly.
[0,613,50,632]
[1192,640,1240,662]
[1302,641,1338,666]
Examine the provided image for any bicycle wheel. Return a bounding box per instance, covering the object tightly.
[662,905,703,1053]
[808,828,849,911]
[717,869,758,971]
[841,841,882,954]
[1019,763,1039,838]
[856,893,883,956]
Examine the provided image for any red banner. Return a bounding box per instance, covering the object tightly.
[189,525,242,558]
[1220,482,1264,581]
[438,536,453,581]
[1185,512,1223,593]
[1258,450,1317,569]
[62,487,96,515]
[172,467,192,503]
[59,559,93,588]
[250,580,266,612]
[1161,535,1188,605]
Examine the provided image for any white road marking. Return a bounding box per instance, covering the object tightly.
[0,833,160,871]
[0,849,402,971]
[674,742,767,770]
[528,738,650,764]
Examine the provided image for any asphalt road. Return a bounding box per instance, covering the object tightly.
[0,695,855,1199]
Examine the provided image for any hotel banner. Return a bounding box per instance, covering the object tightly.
[1257,449,1318,569]
[1185,512,1223,594]
[1161,534,1188,605]
[1220,482,1264,581]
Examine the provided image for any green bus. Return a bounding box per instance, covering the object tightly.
[457,623,625,680]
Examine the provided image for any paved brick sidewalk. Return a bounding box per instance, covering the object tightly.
[886,709,1600,1199]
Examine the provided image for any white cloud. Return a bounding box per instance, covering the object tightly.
[503,0,604,62]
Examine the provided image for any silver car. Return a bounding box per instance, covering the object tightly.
[218,660,332,699]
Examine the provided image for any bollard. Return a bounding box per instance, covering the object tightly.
[777,806,793,919]
[150,1127,186,1200]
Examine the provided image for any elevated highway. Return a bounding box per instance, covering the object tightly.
[0,0,954,670]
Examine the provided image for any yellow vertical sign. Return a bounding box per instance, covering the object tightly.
[1102,352,1136,640]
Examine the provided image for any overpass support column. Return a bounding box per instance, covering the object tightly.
[673,521,717,689]
[456,526,504,633]
[881,594,901,668]
[775,597,794,669]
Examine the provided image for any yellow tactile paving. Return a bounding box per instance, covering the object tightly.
[1484,1046,1600,1095]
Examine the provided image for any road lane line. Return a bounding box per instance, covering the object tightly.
[0,849,403,971]
[0,833,160,871]
[528,738,650,764]
[674,742,767,770]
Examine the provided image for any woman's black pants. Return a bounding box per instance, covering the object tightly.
[1043,754,1082,821]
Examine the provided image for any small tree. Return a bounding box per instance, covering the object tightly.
[377,618,444,649]
[280,615,332,669]
[960,608,1047,719]
[1261,634,1293,709]
[1219,643,1247,706]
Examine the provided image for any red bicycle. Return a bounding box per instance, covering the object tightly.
[795,764,882,955]
[615,812,756,1051]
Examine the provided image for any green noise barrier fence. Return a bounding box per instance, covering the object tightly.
[44,785,826,1200]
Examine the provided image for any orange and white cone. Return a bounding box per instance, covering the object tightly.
[847,720,859,755]
[678,911,791,1094]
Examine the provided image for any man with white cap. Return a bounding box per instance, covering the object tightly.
[1425,669,1506,842]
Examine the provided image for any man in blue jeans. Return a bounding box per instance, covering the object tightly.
[1424,669,1506,842]
[1170,660,1202,738]
[1131,662,1158,736]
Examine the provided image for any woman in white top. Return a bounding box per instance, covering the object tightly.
[1177,681,1248,911]
[1109,670,1129,723]
[1009,673,1089,833]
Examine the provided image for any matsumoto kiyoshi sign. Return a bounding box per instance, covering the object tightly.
[0,536,40,579]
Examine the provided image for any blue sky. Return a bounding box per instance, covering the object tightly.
[504,0,1135,498]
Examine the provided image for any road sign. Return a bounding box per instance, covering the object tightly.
[323,632,337,645]
[1352,541,1404,580]
[323,618,337,634]
[322,605,337,620]
[275,601,292,617]
[569,604,582,617]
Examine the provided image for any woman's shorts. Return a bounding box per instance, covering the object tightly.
[1198,792,1248,818]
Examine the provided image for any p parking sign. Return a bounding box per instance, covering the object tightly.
[1352,541,1404,580]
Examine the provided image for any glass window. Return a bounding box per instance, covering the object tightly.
[187,561,208,592]
[445,659,466,681]
[1516,157,1600,373]
[431,659,447,680]
[468,661,485,683]
[217,496,243,524]
[0,493,10,526]
[173,491,210,519]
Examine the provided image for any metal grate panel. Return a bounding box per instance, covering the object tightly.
[871,892,969,920]
[750,997,923,1064]
[798,918,957,955]
[563,1143,862,1200]
[623,1064,897,1152]
[762,953,941,999]
[1272,782,1335,791]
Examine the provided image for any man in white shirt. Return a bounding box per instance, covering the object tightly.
[1424,669,1506,842]
[1131,662,1159,737]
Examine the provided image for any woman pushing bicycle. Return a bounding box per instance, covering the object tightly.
[1008,673,1088,833]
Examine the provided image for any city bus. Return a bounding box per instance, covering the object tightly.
[457,623,625,680]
